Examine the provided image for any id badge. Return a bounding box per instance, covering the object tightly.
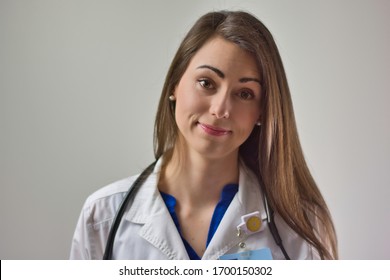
[219,247,273,260]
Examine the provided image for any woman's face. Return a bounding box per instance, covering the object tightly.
[173,36,262,160]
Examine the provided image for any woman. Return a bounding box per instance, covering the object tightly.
[70,10,338,260]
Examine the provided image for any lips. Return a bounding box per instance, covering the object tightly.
[197,122,232,136]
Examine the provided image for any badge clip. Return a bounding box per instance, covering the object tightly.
[237,211,264,236]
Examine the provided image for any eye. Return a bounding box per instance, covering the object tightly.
[198,78,214,89]
[238,90,254,100]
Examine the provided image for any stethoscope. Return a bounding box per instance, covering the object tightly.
[103,161,291,260]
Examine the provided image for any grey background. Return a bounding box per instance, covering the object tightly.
[1,0,389,259]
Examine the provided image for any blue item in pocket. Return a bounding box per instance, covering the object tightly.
[219,247,273,260]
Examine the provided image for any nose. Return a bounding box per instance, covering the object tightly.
[209,90,231,119]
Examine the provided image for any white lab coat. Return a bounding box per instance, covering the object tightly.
[70,158,319,259]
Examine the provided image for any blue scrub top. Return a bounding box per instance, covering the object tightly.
[160,184,238,259]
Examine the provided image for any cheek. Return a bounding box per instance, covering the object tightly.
[234,104,261,126]
[174,83,205,114]
[235,111,260,141]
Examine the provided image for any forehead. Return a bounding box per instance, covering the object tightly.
[187,36,260,79]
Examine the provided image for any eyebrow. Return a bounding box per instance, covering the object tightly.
[197,65,225,78]
[197,64,261,85]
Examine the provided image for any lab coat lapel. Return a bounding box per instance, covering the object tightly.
[138,211,189,259]
[202,161,267,259]
[124,160,189,260]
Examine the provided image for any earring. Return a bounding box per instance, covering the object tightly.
[256,121,261,126]
[169,95,176,101]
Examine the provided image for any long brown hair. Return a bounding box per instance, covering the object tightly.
[154,10,337,259]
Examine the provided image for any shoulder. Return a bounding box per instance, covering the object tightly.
[70,174,141,259]
[81,175,140,226]
[80,160,162,226]
[85,176,138,205]
[273,214,320,259]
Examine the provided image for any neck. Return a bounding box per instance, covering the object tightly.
[159,147,239,207]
